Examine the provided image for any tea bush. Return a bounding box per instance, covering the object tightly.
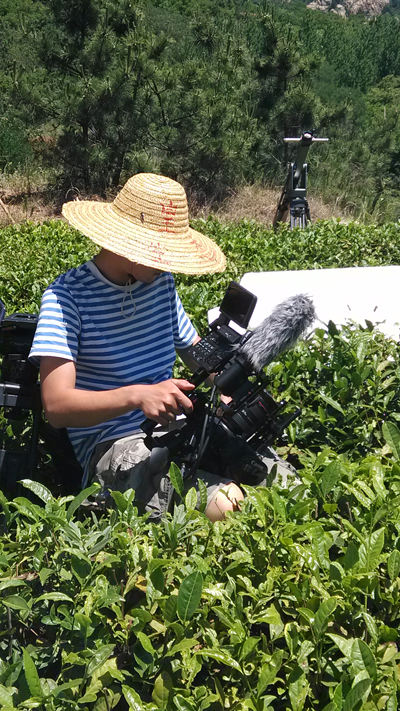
[1,218,400,709]
[2,217,400,326]
[1,434,400,710]
[267,322,400,463]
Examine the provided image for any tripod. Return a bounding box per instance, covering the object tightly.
[273,131,329,229]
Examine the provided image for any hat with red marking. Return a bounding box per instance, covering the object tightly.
[62,173,226,275]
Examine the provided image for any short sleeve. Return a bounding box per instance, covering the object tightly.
[29,285,81,367]
[169,277,197,349]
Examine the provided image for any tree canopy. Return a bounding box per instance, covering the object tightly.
[1,0,400,219]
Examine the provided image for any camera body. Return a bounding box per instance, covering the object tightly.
[144,282,300,485]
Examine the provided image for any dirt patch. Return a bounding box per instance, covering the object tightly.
[194,184,345,225]
[0,181,343,229]
[0,169,61,227]
[0,190,60,227]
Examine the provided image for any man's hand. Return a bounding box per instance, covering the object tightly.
[134,379,195,426]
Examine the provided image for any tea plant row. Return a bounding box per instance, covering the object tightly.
[1,218,400,709]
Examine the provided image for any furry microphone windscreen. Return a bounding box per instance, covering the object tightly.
[239,294,316,372]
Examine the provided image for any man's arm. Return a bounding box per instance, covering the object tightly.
[40,357,195,429]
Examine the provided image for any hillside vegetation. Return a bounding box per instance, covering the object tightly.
[1,0,400,222]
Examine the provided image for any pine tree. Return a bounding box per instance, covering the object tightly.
[15,0,158,192]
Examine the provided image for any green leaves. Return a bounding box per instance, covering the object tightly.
[170,461,184,499]
[177,571,203,622]
[122,685,147,710]
[257,651,283,695]
[358,527,385,571]
[2,452,400,711]
[195,648,242,672]
[2,595,30,612]
[86,645,115,679]
[23,648,43,699]
[4,214,400,710]
[320,460,342,498]
[387,549,400,581]
[382,421,400,460]
[319,394,344,415]
[343,679,371,711]
[66,483,101,520]
[152,671,173,708]
[351,639,377,680]
[20,478,54,505]
[0,685,15,707]
[288,665,309,711]
[313,598,337,643]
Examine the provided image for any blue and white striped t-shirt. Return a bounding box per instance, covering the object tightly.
[29,261,196,484]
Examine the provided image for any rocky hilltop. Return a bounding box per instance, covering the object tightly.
[307,0,389,15]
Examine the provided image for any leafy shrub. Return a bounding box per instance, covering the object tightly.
[1,429,400,711]
[179,218,400,332]
[3,217,400,321]
[267,322,400,462]
[2,217,400,709]
[0,221,96,314]
[0,115,32,173]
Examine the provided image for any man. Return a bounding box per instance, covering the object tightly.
[29,172,244,521]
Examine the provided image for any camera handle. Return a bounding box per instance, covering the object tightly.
[142,384,218,483]
[140,364,211,438]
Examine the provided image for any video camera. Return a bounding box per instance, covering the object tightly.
[142,282,313,486]
[0,305,39,395]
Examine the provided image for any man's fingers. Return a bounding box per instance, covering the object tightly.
[172,379,195,391]
[141,379,195,421]
[170,379,195,414]
[159,414,174,426]
[175,390,194,415]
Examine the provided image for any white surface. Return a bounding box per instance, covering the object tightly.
[208,266,400,340]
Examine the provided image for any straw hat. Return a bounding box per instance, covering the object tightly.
[62,173,226,275]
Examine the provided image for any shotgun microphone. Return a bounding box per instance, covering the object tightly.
[214,294,315,397]
[238,293,316,372]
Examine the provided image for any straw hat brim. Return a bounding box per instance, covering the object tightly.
[62,200,226,275]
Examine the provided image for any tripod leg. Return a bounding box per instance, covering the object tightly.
[305,199,311,225]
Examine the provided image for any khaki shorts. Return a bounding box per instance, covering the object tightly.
[88,431,235,520]
[87,430,298,521]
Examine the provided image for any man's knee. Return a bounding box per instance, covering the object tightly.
[205,482,244,522]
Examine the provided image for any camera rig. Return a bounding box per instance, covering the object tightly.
[142,282,302,487]
[0,302,41,492]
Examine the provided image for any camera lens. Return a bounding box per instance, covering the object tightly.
[226,389,278,438]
